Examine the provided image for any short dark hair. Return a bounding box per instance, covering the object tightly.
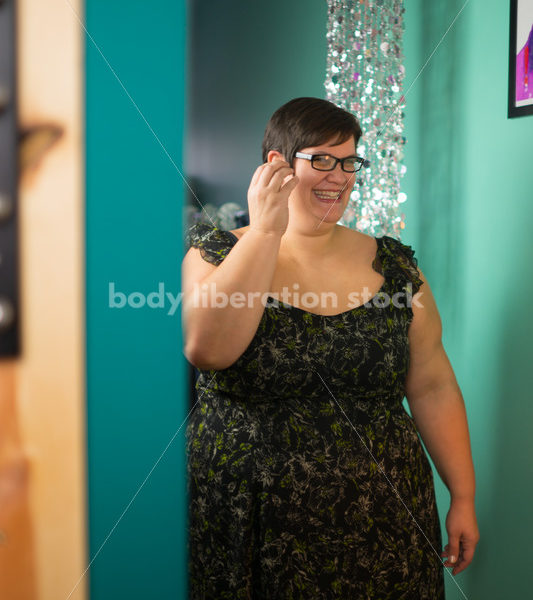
[261,97,362,166]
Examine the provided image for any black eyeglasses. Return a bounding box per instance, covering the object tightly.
[294,152,370,173]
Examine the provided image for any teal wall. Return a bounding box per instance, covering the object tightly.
[86,1,188,598]
[404,0,533,597]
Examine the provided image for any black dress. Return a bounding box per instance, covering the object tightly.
[185,222,445,599]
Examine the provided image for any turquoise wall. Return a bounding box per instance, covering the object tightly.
[404,0,533,597]
[86,1,188,598]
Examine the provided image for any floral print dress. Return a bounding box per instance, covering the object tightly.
[185,222,445,599]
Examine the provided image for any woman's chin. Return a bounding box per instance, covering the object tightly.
[313,199,344,217]
[289,197,345,225]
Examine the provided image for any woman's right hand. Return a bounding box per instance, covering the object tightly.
[247,159,299,236]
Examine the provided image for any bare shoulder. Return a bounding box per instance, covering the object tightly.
[335,224,377,257]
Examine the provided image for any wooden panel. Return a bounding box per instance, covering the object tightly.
[0,0,86,598]
[0,360,36,599]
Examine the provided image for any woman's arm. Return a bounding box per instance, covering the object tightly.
[182,228,283,370]
[182,159,298,370]
[405,269,474,499]
[405,268,479,575]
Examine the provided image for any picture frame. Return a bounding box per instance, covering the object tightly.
[508,0,533,117]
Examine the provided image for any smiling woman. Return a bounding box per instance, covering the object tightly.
[182,97,478,599]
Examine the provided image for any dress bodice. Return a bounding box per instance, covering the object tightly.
[185,223,424,407]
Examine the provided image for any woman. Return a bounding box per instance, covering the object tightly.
[182,97,479,598]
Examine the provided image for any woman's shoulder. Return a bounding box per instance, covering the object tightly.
[335,224,378,257]
[185,222,239,266]
[337,224,415,255]
[336,224,399,247]
[375,232,423,292]
[185,221,238,241]
[185,223,246,241]
[337,225,423,291]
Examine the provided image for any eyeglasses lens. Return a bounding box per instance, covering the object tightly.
[312,156,336,170]
[343,159,358,172]
[311,155,359,172]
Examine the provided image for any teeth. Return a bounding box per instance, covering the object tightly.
[314,191,340,198]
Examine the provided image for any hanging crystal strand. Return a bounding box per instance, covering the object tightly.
[324,0,407,238]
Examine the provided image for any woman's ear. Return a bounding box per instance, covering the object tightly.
[266,150,286,163]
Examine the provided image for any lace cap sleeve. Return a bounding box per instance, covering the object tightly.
[185,222,238,266]
[380,235,424,294]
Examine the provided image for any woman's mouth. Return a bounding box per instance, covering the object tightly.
[313,190,342,203]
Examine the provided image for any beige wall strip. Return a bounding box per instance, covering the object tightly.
[0,0,86,598]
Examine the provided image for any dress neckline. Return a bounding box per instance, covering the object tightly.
[227,230,386,318]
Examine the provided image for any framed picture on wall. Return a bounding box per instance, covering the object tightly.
[509,0,533,117]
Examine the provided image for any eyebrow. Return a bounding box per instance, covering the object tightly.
[311,152,359,158]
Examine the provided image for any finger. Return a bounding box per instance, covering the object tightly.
[444,536,460,568]
[265,158,291,172]
[270,165,297,189]
[250,163,268,187]
[440,545,449,559]
[451,553,471,576]
[268,160,294,179]
[452,540,476,575]
[280,174,299,193]
[255,161,287,188]
[260,162,295,189]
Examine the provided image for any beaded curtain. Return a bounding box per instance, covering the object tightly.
[325,0,407,238]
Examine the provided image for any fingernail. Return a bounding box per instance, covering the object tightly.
[450,555,456,563]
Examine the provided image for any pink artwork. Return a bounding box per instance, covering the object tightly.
[515,24,533,102]
[509,0,533,117]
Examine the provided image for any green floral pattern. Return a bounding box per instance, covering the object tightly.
[185,223,445,599]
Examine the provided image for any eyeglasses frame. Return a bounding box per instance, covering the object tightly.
[294,151,370,173]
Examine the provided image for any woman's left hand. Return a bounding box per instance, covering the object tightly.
[441,497,480,575]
